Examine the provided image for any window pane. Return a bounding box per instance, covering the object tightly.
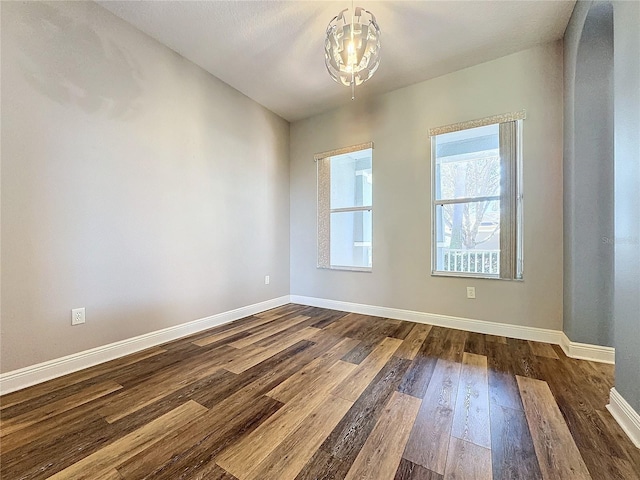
[435,124,500,201]
[330,210,372,268]
[330,149,372,209]
[435,200,501,275]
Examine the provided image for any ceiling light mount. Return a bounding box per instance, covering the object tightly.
[325,5,381,100]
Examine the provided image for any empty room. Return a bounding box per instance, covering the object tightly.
[1,1,639,479]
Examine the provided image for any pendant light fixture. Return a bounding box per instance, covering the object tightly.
[324,3,381,100]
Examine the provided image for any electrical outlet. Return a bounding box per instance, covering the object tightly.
[466,287,476,299]
[71,307,85,325]
[265,275,270,285]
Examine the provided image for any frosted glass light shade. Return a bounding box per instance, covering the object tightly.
[325,7,381,87]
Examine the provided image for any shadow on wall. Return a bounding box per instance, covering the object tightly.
[7,2,144,120]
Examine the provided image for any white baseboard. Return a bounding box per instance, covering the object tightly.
[290,295,616,364]
[1,294,617,395]
[291,295,562,344]
[0,295,290,395]
[560,333,615,364]
[607,387,640,449]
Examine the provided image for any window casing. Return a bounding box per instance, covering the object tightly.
[431,114,524,280]
[317,143,373,271]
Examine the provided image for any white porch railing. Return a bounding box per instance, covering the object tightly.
[442,248,500,275]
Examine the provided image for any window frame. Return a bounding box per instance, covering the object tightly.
[430,113,525,280]
[316,142,374,272]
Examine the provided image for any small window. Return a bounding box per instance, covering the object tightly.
[317,144,373,271]
[431,117,523,279]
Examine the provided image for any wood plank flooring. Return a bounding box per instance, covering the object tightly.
[1,304,639,480]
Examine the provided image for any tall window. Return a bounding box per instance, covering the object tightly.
[431,114,523,279]
[317,143,373,271]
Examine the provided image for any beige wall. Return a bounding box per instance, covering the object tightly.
[1,1,290,373]
[290,42,564,331]
[0,2,565,375]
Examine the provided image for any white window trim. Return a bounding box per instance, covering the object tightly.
[430,113,524,280]
[316,142,374,272]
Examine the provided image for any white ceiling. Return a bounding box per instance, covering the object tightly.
[99,1,576,122]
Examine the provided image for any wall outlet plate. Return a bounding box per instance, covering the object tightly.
[71,307,85,325]
[466,287,476,299]
[265,275,270,285]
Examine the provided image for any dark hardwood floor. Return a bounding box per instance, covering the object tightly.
[1,304,638,479]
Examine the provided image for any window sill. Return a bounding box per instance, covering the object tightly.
[318,265,372,273]
[431,271,523,281]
